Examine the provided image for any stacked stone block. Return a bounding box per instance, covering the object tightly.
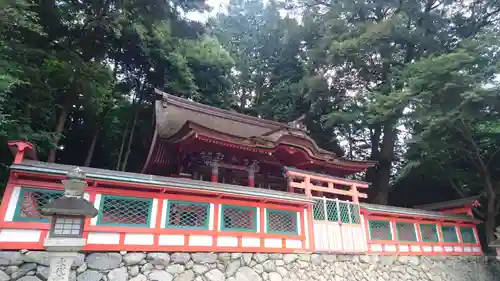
[0,251,498,281]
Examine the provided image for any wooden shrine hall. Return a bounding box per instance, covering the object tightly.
[0,89,483,256]
[142,89,375,194]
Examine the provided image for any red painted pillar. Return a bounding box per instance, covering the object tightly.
[248,165,255,187]
[211,162,218,183]
[351,185,359,203]
[304,176,312,197]
[288,176,293,193]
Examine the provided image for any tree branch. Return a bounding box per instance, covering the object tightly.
[486,146,500,166]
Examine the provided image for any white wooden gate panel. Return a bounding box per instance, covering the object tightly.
[312,197,367,253]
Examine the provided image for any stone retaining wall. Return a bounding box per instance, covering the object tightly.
[0,251,499,281]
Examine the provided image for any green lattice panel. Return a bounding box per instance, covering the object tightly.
[420,224,439,242]
[266,209,298,234]
[369,220,392,240]
[97,195,152,227]
[221,205,257,232]
[460,227,477,243]
[166,201,210,229]
[441,226,458,242]
[313,199,325,220]
[325,200,339,221]
[338,202,351,223]
[349,204,360,224]
[13,188,63,222]
[396,222,417,241]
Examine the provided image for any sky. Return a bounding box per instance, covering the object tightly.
[185,0,229,22]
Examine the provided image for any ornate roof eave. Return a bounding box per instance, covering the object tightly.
[161,122,375,171]
[153,90,349,158]
[152,89,376,172]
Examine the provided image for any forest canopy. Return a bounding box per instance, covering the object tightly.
[0,0,499,248]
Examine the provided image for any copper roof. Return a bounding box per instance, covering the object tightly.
[155,89,284,140]
[414,196,481,210]
[153,89,376,171]
[361,203,480,223]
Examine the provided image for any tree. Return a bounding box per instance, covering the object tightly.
[300,0,500,204]
[0,0,234,183]
[397,35,500,245]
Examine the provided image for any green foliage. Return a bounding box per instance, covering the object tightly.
[0,0,233,183]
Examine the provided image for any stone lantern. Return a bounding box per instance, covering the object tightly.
[489,225,500,260]
[40,168,98,281]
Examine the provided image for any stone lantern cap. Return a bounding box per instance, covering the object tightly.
[41,197,97,217]
[40,167,98,218]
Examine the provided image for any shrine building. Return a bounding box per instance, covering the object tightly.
[0,89,482,256]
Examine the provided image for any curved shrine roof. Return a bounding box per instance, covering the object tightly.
[153,89,376,172]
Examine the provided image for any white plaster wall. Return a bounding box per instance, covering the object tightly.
[264,238,281,248]
[217,236,238,247]
[0,229,40,242]
[399,245,409,252]
[90,194,101,225]
[296,212,301,235]
[160,199,168,228]
[285,239,301,248]
[189,235,212,246]
[444,246,454,252]
[87,232,120,244]
[209,203,215,231]
[159,235,184,246]
[256,208,260,233]
[150,199,158,228]
[124,234,154,245]
[5,186,21,221]
[242,237,260,247]
[371,244,383,251]
[385,244,396,252]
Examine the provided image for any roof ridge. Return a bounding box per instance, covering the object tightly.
[155,89,286,131]
[360,202,479,222]
[413,196,481,210]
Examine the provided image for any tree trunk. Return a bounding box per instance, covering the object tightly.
[254,76,265,107]
[83,109,109,167]
[115,119,129,170]
[373,122,397,204]
[348,124,353,159]
[121,86,144,171]
[121,109,139,171]
[83,126,100,167]
[48,94,74,163]
[115,82,136,171]
[365,124,381,199]
[484,174,497,245]
[485,193,496,244]
[89,58,117,168]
